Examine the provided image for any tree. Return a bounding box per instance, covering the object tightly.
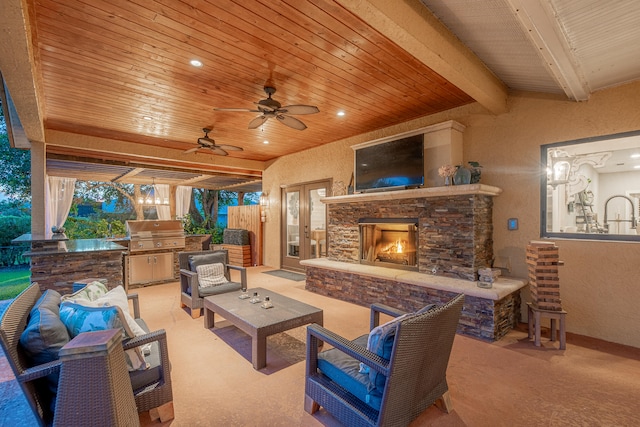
[0,108,31,201]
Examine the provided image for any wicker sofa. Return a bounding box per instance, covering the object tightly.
[0,283,174,425]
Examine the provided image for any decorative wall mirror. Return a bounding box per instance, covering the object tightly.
[541,130,640,241]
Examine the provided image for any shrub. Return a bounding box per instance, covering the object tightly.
[64,217,126,239]
[0,216,31,246]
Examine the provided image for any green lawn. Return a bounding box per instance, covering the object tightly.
[0,268,31,300]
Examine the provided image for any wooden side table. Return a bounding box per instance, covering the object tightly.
[527,303,567,350]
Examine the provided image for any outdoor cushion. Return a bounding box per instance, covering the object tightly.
[188,252,227,272]
[60,280,108,303]
[19,289,69,413]
[317,335,375,409]
[59,302,148,371]
[196,263,229,288]
[129,318,162,392]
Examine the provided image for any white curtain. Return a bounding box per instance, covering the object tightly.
[155,184,171,220]
[175,186,192,219]
[46,176,76,235]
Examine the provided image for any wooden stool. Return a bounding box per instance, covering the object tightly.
[527,303,567,350]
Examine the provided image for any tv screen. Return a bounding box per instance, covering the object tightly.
[354,134,424,193]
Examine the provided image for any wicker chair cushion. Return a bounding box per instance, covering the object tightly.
[129,318,162,392]
[317,335,377,409]
[196,263,229,288]
[19,289,69,366]
[188,252,227,272]
[59,302,148,371]
[19,289,69,413]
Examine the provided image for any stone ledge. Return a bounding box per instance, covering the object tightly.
[321,183,502,204]
[301,258,527,300]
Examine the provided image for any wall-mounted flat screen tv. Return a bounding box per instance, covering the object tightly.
[354,134,424,193]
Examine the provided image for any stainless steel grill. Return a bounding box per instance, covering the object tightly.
[126,220,185,252]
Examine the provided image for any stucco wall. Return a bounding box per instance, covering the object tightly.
[262,80,640,348]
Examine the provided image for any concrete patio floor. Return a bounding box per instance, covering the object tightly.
[2,266,640,426]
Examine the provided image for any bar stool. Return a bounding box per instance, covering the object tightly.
[527,303,567,350]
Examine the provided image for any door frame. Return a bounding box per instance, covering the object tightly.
[280,179,331,272]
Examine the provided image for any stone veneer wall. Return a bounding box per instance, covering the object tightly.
[306,267,521,341]
[327,194,494,281]
[30,251,124,294]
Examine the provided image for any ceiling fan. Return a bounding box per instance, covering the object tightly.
[184,128,243,156]
[214,85,319,130]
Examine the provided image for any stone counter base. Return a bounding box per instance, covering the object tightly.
[305,265,522,342]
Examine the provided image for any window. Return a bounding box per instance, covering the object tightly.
[541,130,640,241]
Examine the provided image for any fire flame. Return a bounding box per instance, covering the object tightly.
[396,239,403,253]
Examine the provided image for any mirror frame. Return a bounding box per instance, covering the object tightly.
[540,130,640,242]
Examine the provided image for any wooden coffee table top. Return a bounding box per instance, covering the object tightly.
[203,287,322,330]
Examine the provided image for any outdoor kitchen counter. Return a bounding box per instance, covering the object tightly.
[16,237,128,256]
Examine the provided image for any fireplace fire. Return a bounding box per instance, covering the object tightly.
[359,218,419,271]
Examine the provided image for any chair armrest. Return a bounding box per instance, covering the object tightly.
[306,323,390,377]
[370,303,407,329]
[127,293,140,319]
[18,359,61,383]
[227,265,247,288]
[180,268,201,297]
[123,328,168,350]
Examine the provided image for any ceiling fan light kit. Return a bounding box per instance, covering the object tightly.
[214,85,319,131]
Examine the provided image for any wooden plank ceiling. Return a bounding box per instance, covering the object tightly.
[21,0,477,191]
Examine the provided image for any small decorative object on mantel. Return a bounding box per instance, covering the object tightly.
[438,164,457,186]
[453,165,471,185]
[468,161,482,183]
[477,267,501,288]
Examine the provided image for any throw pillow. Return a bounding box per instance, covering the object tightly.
[59,302,148,371]
[188,251,227,272]
[359,313,412,374]
[60,280,108,303]
[196,263,229,288]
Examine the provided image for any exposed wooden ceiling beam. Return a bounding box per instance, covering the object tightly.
[339,0,508,114]
[44,129,265,173]
[0,0,46,144]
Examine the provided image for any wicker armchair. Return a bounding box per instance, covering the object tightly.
[179,250,246,319]
[0,283,174,426]
[305,294,464,427]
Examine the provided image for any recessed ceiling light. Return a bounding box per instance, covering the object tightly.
[142,116,153,121]
[337,111,345,116]
[190,59,203,67]
[263,140,269,144]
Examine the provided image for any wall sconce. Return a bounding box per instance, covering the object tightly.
[259,192,269,222]
[548,149,574,188]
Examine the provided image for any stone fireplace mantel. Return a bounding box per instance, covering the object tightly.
[322,183,502,204]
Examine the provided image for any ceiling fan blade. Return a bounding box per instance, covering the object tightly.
[209,146,228,156]
[248,115,269,129]
[218,144,243,151]
[255,103,276,113]
[197,138,215,146]
[280,105,319,115]
[183,147,200,154]
[277,114,307,130]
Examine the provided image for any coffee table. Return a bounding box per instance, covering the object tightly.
[203,287,323,370]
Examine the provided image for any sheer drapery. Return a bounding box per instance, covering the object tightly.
[156,184,171,220]
[176,186,192,219]
[46,176,76,235]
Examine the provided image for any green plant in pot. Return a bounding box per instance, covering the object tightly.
[468,161,482,184]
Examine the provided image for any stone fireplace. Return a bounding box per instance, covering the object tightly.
[326,185,498,281]
[359,218,419,271]
[302,185,529,342]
